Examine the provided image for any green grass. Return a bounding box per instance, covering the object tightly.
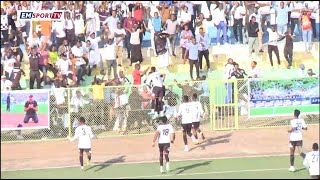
[250,105,319,116]
[1,155,310,179]
[1,104,49,114]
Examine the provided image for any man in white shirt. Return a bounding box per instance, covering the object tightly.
[86,32,101,51]
[104,38,118,80]
[287,109,307,172]
[165,14,179,56]
[247,61,260,78]
[114,21,126,66]
[74,14,85,41]
[190,93,205,142]
[103,10,119,38]
[180,6,192,35]
[152,116,175,174]
[1,75,12,91]
[231,1,246,44]
[213,3,227,46]
[267,27,281,68]
[177,95,198,152]
[146,67,166,119]
[55,52,71,79]
[69,117,96,170]
[303,143,319,179]
[53,20,66,48]
[290,1,303,40]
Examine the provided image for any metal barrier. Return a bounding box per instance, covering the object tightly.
[1,78,319,142]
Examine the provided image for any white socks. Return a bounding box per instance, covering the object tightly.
[160,166,164,173]
[166,162,170,172]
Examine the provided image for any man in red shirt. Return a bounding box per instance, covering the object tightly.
[132,63,150,85]
[123,12,138,59]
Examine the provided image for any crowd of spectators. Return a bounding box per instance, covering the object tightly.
[1,1,319,92]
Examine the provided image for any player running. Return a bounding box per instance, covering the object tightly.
[303,143,319,179]
[146,67,166,119]
[177,95,198,152]
[152,116,175,174]
[69,117,96,170]
[288,109,307,172]
[191,93,205,143]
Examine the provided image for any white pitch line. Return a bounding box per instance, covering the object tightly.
[1,153,288,172]
[102,168,289,179]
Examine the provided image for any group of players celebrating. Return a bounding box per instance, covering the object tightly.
[68,66,318,178]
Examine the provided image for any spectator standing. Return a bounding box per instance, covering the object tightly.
[249,7,263,52]
[247,16,259,60]
[103,10,119,38]
[284,28,295,69]
[27,47,41,89]
[184,38,200,80]
[148,11,162,53]
[213,3,227,46]
[290,1,303,40]
[180,25,193,63]
[129,23,143,66]
[300,10,313,52]
[196,27,210,72]
[267,27,281,68]
[52,19,66,48]
[74,14,85,42]
[180,6,193,36]
[223,58,235,104]
[275,1,292,35]
[306,1,319,39]
[55,52,71,82]
[123,12,137,59]
[39,45,49,85]
[104,38,118,80]
[231,1,246,44]
[114,22,126,66]
[165,14,179,56]
[65,11,75,47]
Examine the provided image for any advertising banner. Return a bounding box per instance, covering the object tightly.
[249,77,319,117]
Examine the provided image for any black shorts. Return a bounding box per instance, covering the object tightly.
[153,86,164,98]
[182,123,192,132]
[290,140,303,147]
[192,122,200,129]
[158,143,170,153]
[79,148,91,153]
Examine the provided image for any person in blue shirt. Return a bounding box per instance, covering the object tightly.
[184,38,200,80]
[196,27,210,72]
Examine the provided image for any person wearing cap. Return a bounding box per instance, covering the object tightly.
[23,95,39,124]
[55,52,71,82]
[1,75,12,91]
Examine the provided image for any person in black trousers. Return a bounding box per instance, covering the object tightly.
[284,28,295,69]
[197,28,210,71]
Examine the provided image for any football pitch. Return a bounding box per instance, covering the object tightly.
[0,104,49,114]
[1,155,310,179]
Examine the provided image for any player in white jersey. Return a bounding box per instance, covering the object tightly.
[191,93,205,143]
[146,67,166,119]
[152,116,175,174]
[303,143,319,179]
[177,95,198,152]
[69,117,96,170]
[287,109,307,172]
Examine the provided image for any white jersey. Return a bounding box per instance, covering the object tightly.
[289,118,307,141]
[157,124,174,144]
[177,102,193,124]
[146,71,164,88]
[190,101,204,123]
[70,125,94,149]
[303,151,319,176]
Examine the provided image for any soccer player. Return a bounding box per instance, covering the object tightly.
[146,67,166,119]
[288,109,307,172]
[303,143,319,179]
[191,93,205,142]
[152,116,175,174]
[177,95,198,152]
[69,117,96,170]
